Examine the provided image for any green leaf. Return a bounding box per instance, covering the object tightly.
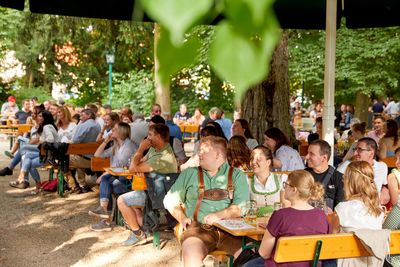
[156,27,201,87]
[141,0,213,45]
[209,23,266,98]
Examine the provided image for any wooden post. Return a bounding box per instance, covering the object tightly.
[322,0,337,165]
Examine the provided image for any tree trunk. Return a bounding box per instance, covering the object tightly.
[354,92,369,124]
[242,32,293,145]
[154,23,171,113]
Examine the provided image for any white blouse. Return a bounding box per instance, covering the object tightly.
[335,199,384,233]
[58,122,77,143]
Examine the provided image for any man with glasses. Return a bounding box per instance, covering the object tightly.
[305,140,344,210]
[337,137,389,203]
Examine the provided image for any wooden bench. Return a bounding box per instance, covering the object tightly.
[90,157,110,171]
[41,142,100,197]
[274,230,400,266]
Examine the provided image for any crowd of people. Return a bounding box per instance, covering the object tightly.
[1,94,400,266]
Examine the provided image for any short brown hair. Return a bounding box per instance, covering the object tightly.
[200,136,227,159]
[149,124,170,143]
[309,140,331,160]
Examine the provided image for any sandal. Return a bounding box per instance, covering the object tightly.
[30,188,42,195]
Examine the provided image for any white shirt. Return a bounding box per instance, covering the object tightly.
[337,160,388,193]
[58,122,77,143]
[335,199,384,232]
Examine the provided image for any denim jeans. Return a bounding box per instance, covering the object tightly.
[145,172,180,210]
[21,151,42,184]
[99,173,128,211]
[9,150,22,169]
[242,256,265,267]
[9,150,30,182]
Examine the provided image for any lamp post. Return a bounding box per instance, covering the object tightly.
[105,51,115,106]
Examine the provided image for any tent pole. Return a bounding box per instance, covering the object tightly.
[323,0,337,165]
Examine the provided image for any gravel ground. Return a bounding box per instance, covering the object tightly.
[0,137,182,267]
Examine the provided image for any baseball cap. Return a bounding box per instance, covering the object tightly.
[8,96,16,102]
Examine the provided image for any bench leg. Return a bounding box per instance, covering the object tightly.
[58,171,64,197]
[153,231,160,250]
[312,240,323,267]
[49,168,54,181]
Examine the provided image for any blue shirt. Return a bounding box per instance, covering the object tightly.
[216,118,232,140]
[72,119,101,144]
[166,120,182,141]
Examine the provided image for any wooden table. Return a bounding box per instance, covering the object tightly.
[104,167,133,178]
[178,124,200,141]
[214,216,270,249]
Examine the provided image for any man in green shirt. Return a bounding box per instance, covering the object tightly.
[164,136,249,266]
[92,124,177,244]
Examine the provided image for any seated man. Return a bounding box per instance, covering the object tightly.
[1,95,19,123]
[164,136,249,266]
[337,137,389,204]
[66,109,101,193]
[117,124,178,245]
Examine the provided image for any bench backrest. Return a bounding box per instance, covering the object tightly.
[66,142,99,155]
[91,157,110,171]
[274,230,400,263]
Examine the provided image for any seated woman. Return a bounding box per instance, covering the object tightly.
[1,105,44,179]
[387,147,400,207]
[89,122,136,231]
[96,112,120,143]
[243,170,330,267]
[10,110,59,193]
[263,127,305,171]
[57,106,76,143]
[231,119,258,150]
[227,136,251,171]
[342,122,366,162]
[378,119,400,160]
[332,161,384,233]
[248,145,290,216]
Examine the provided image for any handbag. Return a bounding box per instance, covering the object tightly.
[40,179,58,192]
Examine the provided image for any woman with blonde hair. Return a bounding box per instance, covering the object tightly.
[57,106,76,143]
[89,122,136,231]
[244,170,330,267]
[333,161,384,233]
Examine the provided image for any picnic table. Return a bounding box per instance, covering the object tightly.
[178,123,199,142]
[214,216,269,251]
[0,124,32,149]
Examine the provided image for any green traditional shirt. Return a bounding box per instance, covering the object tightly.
[164,161,249,223]
[145,144,177,174]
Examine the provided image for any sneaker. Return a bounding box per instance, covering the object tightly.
[121,231,146,246]
[4,151,14,159]
[90,219,112,232]
[0,167,13,176]
[88,206,111,219]
[9,181,29,189]
[80,185,93,194]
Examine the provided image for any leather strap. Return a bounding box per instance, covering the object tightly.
[227,166,234,200]
[193,166,234,222]
[194,166,204,222]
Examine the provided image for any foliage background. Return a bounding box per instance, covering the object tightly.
[0,6,399,115]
